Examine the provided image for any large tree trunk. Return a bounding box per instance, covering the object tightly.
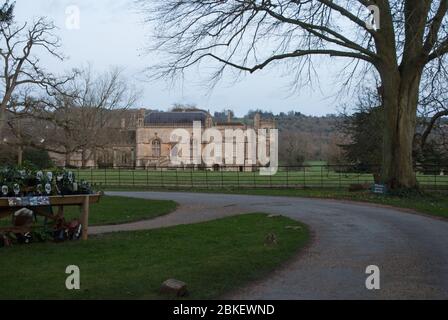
[0,107,5,141]
[381,68,422,189]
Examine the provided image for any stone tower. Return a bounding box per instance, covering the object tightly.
[137,109,145,128]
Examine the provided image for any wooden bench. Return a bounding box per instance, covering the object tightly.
[0,194,101,240]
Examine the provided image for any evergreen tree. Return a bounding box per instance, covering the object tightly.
[339,106,383,173]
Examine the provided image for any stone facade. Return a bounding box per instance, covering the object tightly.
[52,108,276,169]
[135,109,276,170]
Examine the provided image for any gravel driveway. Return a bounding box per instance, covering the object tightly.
[90,191,448,300]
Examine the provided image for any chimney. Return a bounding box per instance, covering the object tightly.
[254,113,261,130]
[227,110,233,123]
[206,114,213,128]
[137,108,145,128]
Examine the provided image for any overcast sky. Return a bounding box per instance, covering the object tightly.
[13,0,356,116]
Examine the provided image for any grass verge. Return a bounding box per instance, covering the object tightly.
[0,196,178,227]
[65,195,178,225]
[0,213,309,300]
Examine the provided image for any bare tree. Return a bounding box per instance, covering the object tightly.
[39,66,140,168]
[0,1,14,26]
[140,0,448,189]
[0,16,71,144]
[279,130,307,165]
[3,88,37,165]
[417,63,448,151]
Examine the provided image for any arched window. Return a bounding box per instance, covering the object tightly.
[152,139,161,157]
[171,145,178,158]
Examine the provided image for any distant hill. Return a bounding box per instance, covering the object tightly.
[214,110,343,163]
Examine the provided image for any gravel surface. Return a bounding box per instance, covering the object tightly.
[90,191,448,300]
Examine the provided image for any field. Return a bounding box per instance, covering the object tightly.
[73,165,448,190]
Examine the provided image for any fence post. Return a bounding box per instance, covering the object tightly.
[237,168,240,189]
[303,166,306,188]
[253,169,257,188]
[435,173,437,190]
[221,167,224,188]
[161,167,164,188]
[339,169,342,189]
[320,166,323,188]
[286,167,289,188]
[118,168,121,186]
[190,167,193,188]
[175,169,179,188]
[205,168,209,189]
[132,169,135,186]
[146,168,149,187]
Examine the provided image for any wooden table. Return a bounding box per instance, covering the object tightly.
[0,194,101,240]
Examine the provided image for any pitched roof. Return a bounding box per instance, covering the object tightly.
[144,111,207,125]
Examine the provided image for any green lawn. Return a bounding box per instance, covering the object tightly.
[64,195,178,225]
[0,196,178,227]
[0,214,309,300]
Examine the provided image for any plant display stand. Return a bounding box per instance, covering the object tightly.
[0,194,101,241]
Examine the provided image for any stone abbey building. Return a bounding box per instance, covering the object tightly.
[52,109,276,169]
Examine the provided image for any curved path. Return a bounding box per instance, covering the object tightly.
[91,192,448,300]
